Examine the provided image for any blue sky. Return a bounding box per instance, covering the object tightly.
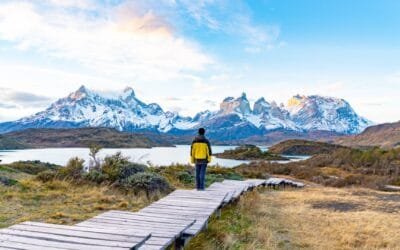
[0,0,399,123]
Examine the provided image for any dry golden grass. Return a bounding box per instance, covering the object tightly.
[188,185,400,250]
[0,178,158,228]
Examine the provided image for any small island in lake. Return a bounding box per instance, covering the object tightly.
[214,144,289,161]
[268,139,347,156]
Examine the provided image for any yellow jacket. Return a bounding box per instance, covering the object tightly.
[190,135,212,164]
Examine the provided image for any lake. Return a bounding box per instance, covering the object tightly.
[0,145,308,168]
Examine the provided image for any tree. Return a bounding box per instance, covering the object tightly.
[89,144,102,171]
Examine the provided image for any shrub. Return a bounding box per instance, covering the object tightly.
[118,163,147,180]
[59,157,85,179]
[84,170,108,184]
[101,152,129,182]
[36,170,57,182]
[123,172,172,195]
[0,176,18,186]
[4,160,60,175]
[177,171,194,184]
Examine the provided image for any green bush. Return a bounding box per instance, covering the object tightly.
[119,163,147,180]
[3,161,60,175]
[36,170,57,182]
[123,172,172,195]
[0,176,18,186]
[101,152,129,182]
[84,170,108,184]
[177,171,194,184]
[58,157,85,179]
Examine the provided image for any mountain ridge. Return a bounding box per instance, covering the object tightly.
[0,86,373,142]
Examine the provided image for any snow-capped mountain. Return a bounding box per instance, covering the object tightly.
[0,86,373,139]
[286,95,371,134]
[0,86,197,134]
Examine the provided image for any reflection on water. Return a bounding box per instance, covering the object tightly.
[0,145,309,168]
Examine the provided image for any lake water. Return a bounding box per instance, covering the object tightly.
[0,145,308,168]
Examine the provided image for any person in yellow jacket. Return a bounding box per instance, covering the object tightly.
[190,128,212,190]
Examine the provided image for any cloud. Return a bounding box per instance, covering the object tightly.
[204,100,216,106]
[165,97,182,101]
[176,0,281,52]
[0,103,17,109]
[0,87,52,107]
[0,1,212,79]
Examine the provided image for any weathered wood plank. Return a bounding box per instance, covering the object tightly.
[9,224,146,243]
[21,222,149,237]
[0,234,128,250]
[0,240,64,250]
[0,229,138,248]
[98,212,192,225]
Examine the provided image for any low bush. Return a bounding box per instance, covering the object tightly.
[84,170,108,184]
[118,163,147,180]
[36,170,57,182]
[0,176,18,186]
[123,172,172,195]
[177,171,194,184]
[58,157,85,179]
[101,152,130,182]
[3,161,60,175]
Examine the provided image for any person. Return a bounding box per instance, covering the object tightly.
[190,128,212,190]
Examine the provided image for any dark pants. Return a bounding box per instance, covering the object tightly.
[195,163,207,190]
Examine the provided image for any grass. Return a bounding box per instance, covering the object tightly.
[0,178,158,228]
[188,185,400,250]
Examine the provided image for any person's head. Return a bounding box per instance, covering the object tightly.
[198,127,205,135]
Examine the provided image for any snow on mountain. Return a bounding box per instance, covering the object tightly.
[286,95,372,134]
[0,86,372,135]
[5,85,198,133]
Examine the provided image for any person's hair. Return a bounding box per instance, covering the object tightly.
[198,127,205,135]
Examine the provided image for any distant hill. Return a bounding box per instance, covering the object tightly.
[268,139,347,155]
[0,128,173,149]
[336,121,400,149]
[216,129,343,146]
[0,135,28,150]
[215,144,288,161]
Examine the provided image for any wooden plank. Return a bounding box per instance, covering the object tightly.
[98,212,193,225]
[152,200,221,209]
[0,240,64,250]
[140,207,214,217]
[76,222,177,238]
[83,218,187,231]
[0,234,128,250]
[0,229,138,248]
[9,224,146,243]
[145,203,217,212]
[107,212,194,225]
[21,222,149,237]
[93,215,192,227]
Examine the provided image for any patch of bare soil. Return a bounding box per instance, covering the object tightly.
[311,201,361,212]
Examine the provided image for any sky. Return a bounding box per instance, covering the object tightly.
[0,0,399,123]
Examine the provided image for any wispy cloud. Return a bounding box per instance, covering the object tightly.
[0,1,212,79]
[0,87,51,107]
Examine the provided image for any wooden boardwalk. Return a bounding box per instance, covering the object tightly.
[0,177,303,250]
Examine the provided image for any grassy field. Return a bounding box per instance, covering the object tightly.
[0,178,158,228]
[188,185,400,250]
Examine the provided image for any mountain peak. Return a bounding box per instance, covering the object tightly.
[220,93,251,115]
[239,92,247,100]
[68,85,91,101]
[123,87,135,97]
